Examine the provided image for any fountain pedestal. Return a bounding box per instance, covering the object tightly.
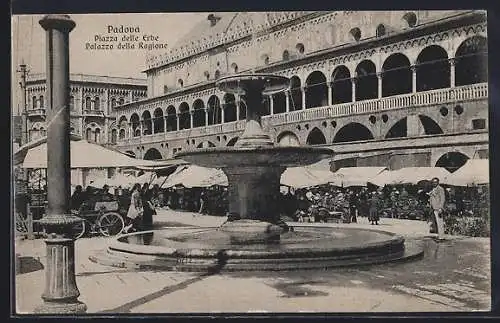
[222,166,286,243]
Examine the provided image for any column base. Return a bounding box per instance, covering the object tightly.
[34,299,87,314]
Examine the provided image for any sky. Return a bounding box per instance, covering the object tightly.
[11,13,208,113]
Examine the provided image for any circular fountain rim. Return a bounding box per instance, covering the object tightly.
[107,226,405,258]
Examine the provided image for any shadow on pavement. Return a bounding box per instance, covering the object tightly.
[98,272,214,313]
[16,256,44,275]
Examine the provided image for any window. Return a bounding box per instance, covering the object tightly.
[296,43,305,54]
[402,12,417,28]
[94,128,101,143]
[350,27,361,41]
[282,50,290,61]
[86,128,92,141]
[472,119,486,130]
[85,97,91,110]
[376,24,386,37]
[119,98,125,105]
[215,70,221,79]
[94,97,100,110]
[111,98,116,108]
[164,85,169,94]
[70,96,75,110]
[39,96,44,108]
[178,79,184,87]
[32,96,37,109]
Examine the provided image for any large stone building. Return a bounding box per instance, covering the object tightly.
[24,73,147,144]
[112,11,488,172]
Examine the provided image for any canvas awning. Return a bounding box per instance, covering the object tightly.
[369,167,450,186]
[333,167,388,187]
[163,165,229,188]
[17,137,168,169]
[442,159,489,186]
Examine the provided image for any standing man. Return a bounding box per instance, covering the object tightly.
[428,177,446,240]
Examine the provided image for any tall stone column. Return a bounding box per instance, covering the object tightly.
[140,120,144,135]
[377,72,383,98]
[204,108,209,125]
[269,95,274,115]
[411,65,417,93]
[176,114,180,130]
[327,82,333,106]
[449,58,456,88]
[221,105,226,123]
[301,87,306,109]
[285,92,290,112]
[190,111,194,128]
[163,116,167,134]
[351,78,357,102]
[35,14,87,314]
[236,97,240,121]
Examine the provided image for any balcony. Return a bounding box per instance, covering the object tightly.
[117,83,488,146]
[83,109,106,118]
[268,83,488,126]
[27,109,46,117]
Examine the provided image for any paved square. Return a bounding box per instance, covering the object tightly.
[14,210,491,314]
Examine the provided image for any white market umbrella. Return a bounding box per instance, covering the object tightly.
[334,167,388,187]
[20,139,161,169]
[370,167,450,186]
[164,165,228,188]
[442,159,489,186]
[87,172,136,188]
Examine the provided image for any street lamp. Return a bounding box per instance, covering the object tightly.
[34,15,87,314]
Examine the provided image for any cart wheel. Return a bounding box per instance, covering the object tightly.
[98,212,124,237]
[71,219,86,240]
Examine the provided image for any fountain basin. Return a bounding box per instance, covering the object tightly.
[89,226,424,272]
[176,146,334,168]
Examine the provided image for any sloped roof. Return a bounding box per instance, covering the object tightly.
[148,12,314,69]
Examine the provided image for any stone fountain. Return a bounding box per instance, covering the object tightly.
[90,74,423,272]
[177,74,333,243]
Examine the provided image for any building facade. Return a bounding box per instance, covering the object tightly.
[24,73,147,145]
[112,11,488,172]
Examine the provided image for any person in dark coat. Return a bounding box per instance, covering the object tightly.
[368,191,380,225]
[70,185,85,211]
[141,183,155,230]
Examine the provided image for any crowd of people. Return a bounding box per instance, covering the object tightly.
[59,175,488,239]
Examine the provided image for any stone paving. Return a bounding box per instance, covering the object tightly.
[14,210,491,314]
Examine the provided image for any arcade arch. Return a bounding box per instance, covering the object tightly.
[144,148,163,160]
[166,105,177,131]
[333,123,374,143]
[355,60,377,101]
[305,71,328,108]
[435,151,469,173]
[306,127,327,145]
[277,131,300,146]
[416,45,450,91]
[455,36,488,86]
[382,53,412,97]
[331,66,351,104]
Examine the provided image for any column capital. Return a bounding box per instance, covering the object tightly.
[376,72,383,79]
[449,57,457,66]
[350,77,358,84]
[39,15,76,32]
[410,65,417,72]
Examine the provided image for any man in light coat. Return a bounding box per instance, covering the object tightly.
[428,177,446,240]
